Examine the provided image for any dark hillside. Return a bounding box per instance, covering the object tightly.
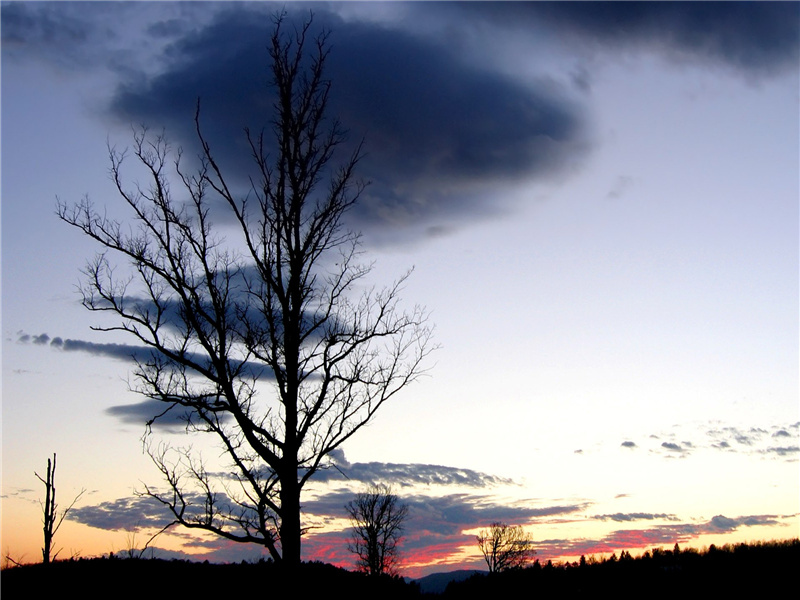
[443,540,800,598]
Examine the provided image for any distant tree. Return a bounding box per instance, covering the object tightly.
[476,522,535,573]
[57,12,433,569]
[346,484,409,576]
[35,454,85,564]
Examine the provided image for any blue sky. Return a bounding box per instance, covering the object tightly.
[2,2,798,576]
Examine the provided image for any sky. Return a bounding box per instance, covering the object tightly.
[2,1,798,578]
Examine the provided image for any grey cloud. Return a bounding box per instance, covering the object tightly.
[71,490,263,534]
[620,441,636,448]
[704,514,779,532]
[737,515,780,527]
[48,335,157,363]
[70,495,173,531]
[762,446,800,457]
[321,449,513,488]
[19,331,272,382]
[772,429,791,438]
[708,515,739,532]
[0,1,214,74]
[0,2,93,60]
[404,494,585,537]
[72,487,585,545]
[19,332,153,363]
[660,442,684,453]
[308,488,586,555]
[606,176,635,200]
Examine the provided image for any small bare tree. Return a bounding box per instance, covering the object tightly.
[57,13,433,569]
[476,522,535,573]
[346,484,408,576]
[35,454,85,564]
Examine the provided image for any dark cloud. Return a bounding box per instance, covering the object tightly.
[108,6,587,243]
[620,441,636,449]
[452,2,799,76]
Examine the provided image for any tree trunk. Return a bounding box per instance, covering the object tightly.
[279,472,301,569]
[42,456,55,564]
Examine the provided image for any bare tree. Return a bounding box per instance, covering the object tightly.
[35,454,85,564]
[476,522,535,573]
[346,484,408,576]
[57,13,433,569]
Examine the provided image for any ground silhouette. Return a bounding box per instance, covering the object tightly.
[2,539,796,599]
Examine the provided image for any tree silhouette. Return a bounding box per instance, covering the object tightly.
[346,484,409,576]
[35,454,84,564]
[57,13,434,569]
[476,522,535,573]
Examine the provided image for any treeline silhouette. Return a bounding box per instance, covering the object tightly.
[443,539,799,598]
[2,558,418,599]
[2,539,797,598]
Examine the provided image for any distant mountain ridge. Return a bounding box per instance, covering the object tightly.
[411,569,485,594]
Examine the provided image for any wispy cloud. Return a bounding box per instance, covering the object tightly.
[533,512,791,561]
[615,421,800,461]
